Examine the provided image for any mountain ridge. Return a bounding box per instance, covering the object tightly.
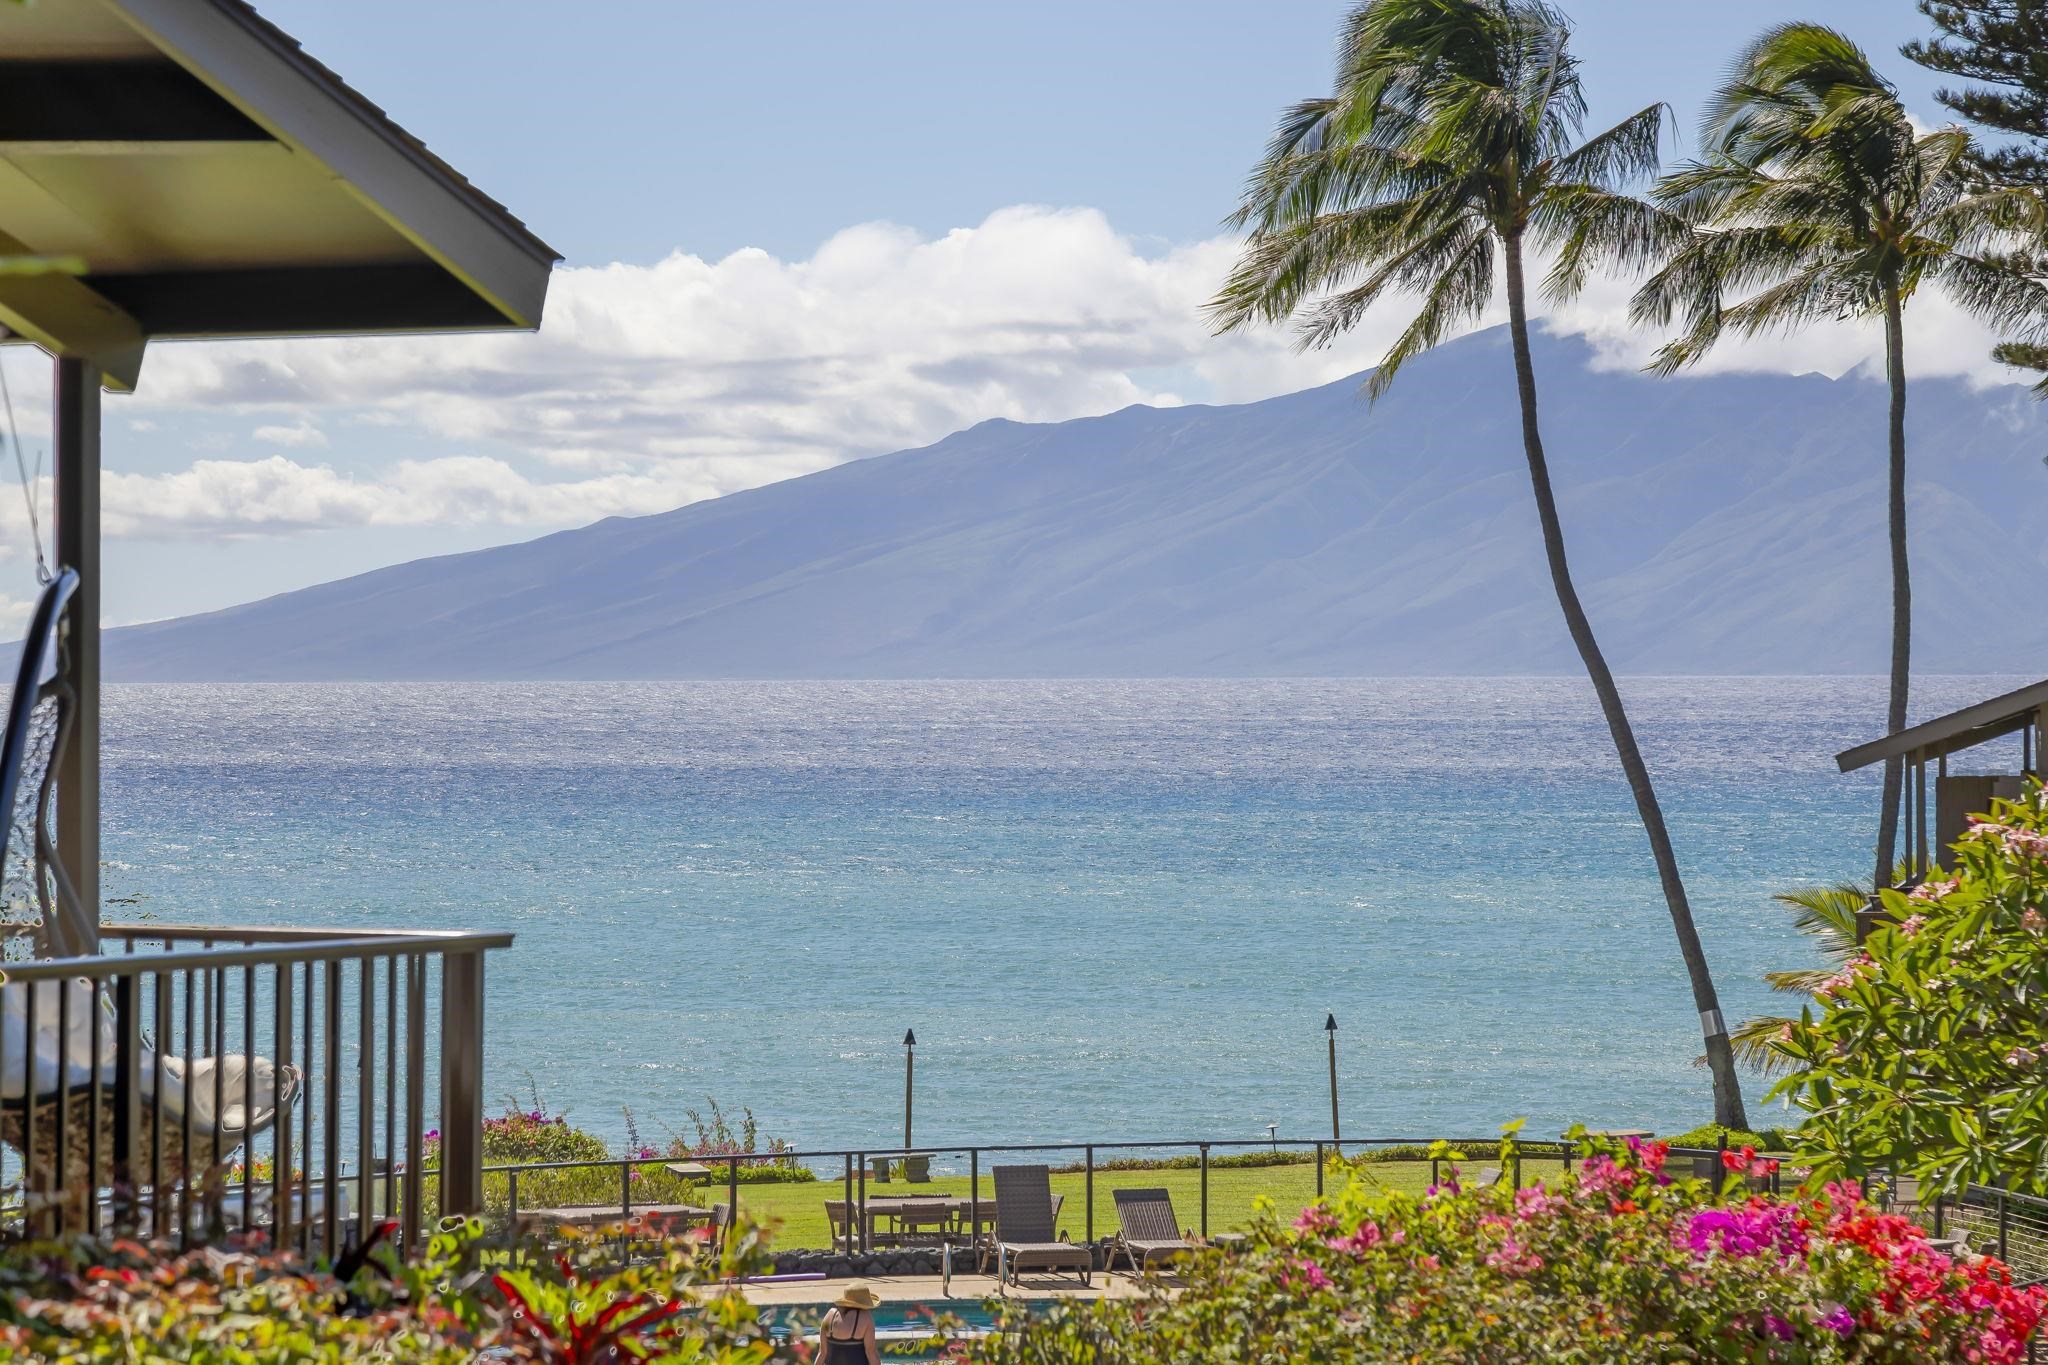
[106,326,2048,680]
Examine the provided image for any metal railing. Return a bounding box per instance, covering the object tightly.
[1921,1184,2048,1282]
[1,922,509,1257]
[484,1134,1607,1256]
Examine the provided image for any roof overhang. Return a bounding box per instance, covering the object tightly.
[1835,678,2048,773]
[0,0,559,391]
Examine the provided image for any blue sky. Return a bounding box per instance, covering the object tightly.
[0,1,1990,630]
[260,0,1945,267]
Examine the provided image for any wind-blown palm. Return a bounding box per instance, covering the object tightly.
[1211,0,1749,1128]
[1634,24,2048,892]
[1726,882,1865,1077]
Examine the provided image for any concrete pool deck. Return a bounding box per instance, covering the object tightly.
[739,1270,1175,1307]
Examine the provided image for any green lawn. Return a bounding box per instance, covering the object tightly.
[703,1157,1573,1250]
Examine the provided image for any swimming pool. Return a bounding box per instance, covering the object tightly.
[759,1300,1005,1358]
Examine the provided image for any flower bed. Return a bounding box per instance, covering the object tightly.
[962,1133,2047,1364]
[0,1218,806,1363]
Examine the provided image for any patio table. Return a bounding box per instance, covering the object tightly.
[857,1194,989,1247]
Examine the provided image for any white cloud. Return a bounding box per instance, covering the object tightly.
[0,454,786,542]
[252,420,327,449]
[71,203,2027,541]
[121,208,1401,514]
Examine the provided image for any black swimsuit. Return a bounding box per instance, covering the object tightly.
[824,1308,867,1365]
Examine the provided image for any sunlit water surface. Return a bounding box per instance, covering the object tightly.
[98,677,2022,1152]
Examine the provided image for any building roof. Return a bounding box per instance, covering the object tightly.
[0,0,561,390]
[1835,678,2048,773]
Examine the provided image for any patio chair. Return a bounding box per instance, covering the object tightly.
[0,571,299,1223]
[1110,1187,1194,1272]
[990,1164,1092,1287]
[825,1199,853,1250]
[894,1197,952,1244]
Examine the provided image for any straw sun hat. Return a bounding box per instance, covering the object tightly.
[833,1282,881,1311]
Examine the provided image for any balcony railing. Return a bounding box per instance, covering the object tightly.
[1,922,509,1256]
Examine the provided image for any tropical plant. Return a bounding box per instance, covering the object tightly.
[1724,880,1866,1076]
[1634,23,2048,891]
[961,1132,2046,1364]
[1777,783,2048,1196]
[1208,0,1748,1127]
[0,1216,800,1362]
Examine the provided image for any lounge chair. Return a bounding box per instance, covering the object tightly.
[991,1164,1092,1287]
[0,571,299,1224]
[1110,1187,1194,1272]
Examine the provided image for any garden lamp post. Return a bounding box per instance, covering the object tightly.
[1325,1014,1341,1153]
[1266,1122,1279,1154]
[903,1029,916,1150]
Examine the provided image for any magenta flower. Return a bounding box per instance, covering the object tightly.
[1683,1205,1807,1261]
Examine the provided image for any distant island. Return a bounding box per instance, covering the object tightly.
[106,326,2048,681]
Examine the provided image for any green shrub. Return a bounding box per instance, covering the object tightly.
[1663,1122,1796,1152]
[1779,784,2048,1194]
[960,1133,2047,1364]
[0,1216,804,1362]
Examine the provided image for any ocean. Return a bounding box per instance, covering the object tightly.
[97,676,2020,1154]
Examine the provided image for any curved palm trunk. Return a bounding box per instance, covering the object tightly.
[1873,284,1910,892]
[1502,236,1748,1129]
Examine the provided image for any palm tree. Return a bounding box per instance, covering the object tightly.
[1210,0,1750,1127]
[1633,24,2048,893]
[1725,882,1864,1076]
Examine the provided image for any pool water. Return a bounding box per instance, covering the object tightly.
[760,1298,1005,1345]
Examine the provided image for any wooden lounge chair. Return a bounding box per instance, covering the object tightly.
[991,1164,1092,1287]
[1110,1187,1194,1272]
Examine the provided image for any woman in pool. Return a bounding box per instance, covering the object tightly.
[819,1282,881,1365]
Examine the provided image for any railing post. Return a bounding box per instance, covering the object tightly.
[1714,1134,1727,1205]
[969,1148,979,1263]
[1932,1192,1944,1238]
[842,1154,854,1255]
[111,970,139,1227]
[439,950,486,1218]
[1084,1145,1094,1246]
[726,1153,739,1248]
[1999,1189,2011,1263]
[402,955,425,1254]
[856,1152,867,1254]
[1199,1144,1209,1240]
[1316,1142,1325,1198]
[274,963,295,1251]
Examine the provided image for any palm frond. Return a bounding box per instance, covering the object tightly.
[1537,184,1691,302]
[1213,0,1618,406]
[1360,229,1495,396]
[1726,1014,1803,1077]
[1551,103,1668,192]
[1769,882,1866,959]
